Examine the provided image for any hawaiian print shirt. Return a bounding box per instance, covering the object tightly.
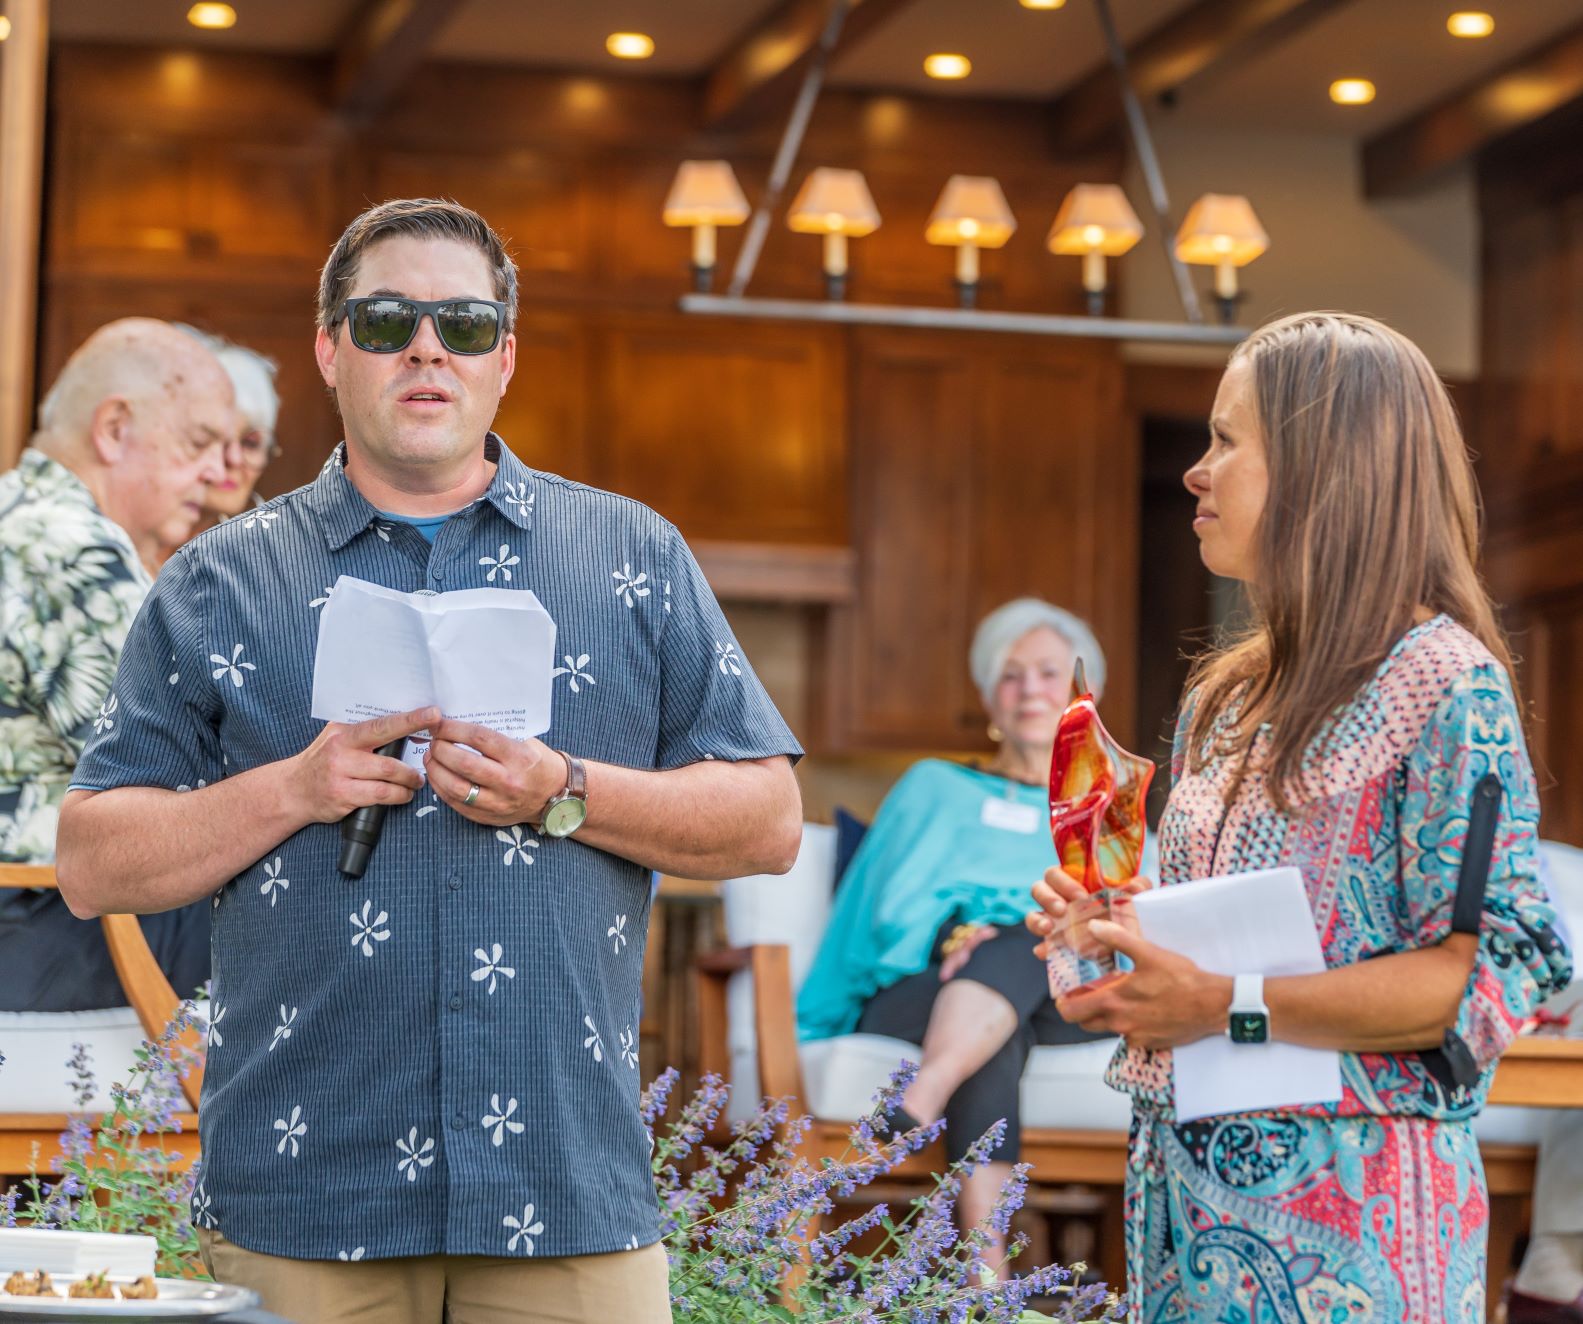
[1108,616,1573,1121]
[0,449,149,868]
[74,435,802,1261]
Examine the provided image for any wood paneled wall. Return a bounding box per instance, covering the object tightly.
[1478,111,1583,845]
[39,44,1135,756]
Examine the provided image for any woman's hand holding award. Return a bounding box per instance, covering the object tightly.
[1045,660,1155,999]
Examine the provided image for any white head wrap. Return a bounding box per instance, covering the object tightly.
[968,598,1106,707]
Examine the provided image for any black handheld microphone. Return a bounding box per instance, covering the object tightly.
[338,738,407,879]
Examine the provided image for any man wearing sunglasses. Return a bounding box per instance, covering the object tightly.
[58,198,804,1324]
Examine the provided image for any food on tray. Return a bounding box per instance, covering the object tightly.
[67,1269,116,1298]
[119,1274,160,1299]
[2,1268,58,1296]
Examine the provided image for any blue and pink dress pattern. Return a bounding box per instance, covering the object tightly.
[1108,617,1572,1322]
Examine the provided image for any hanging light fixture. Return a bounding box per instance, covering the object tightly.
[925,175,1016,309]
[663,162,751,293]
[786,168,881,301]
[1047,184,1143,316]
[1174,194,1268,324]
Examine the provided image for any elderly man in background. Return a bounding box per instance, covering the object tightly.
[0,317,237,1011]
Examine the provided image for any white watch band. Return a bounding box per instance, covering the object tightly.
[1231,973,1267,1013]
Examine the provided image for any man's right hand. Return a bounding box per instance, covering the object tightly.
[285,706,437,823]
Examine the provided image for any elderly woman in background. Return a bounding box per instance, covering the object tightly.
[155,328,281,562]
[797,598,1113,1265]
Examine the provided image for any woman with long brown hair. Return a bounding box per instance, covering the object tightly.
[1029,312,1572,1320]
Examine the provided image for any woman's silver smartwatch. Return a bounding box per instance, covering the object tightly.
[538,751,587,839]
[1227,973,1270,1045]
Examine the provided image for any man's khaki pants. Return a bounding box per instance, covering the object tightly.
[199,1229,672,1324]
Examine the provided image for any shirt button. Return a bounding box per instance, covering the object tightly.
[447,875,462,891]
[449,994,463,1011]
[431,570,444,583]
[451,1112,467,1131]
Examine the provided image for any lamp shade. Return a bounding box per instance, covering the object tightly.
[1174,193,1268,267]
[663,161,751,228]
[787,168,881,237]
[1047,184,1143,257]
[926,175,1016,248]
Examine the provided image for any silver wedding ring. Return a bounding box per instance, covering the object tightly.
[463,783,480,806]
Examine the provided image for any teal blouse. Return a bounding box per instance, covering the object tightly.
[796,759,1057,1041]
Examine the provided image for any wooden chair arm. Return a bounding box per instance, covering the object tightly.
[0,864,204,1110]
[695,942,807,1108]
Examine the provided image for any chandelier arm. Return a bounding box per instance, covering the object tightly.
[1090,0,1204,325]
[726,0,855,300]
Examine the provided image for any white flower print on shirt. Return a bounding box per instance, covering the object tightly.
[480,543,520,583]
[259,857,289,907]
[714,641,743,677]
[396,1128,436,1182]
[582,1015,604,1063]
[176,779,208,793]
[240,509,279,532]
[309,586,333,609]
[350,900,391,957]
[273,1105,306,1158]
[209,643,256,689]
[482,1094,525,1147]
[374,521,394,542]
[625,1236,640,1251]
[207,1004,226,1049]
[269,1005,297,1052]
[612,564,651,608]
[497,825,537,867]
[471,943,516,995]
[504,1203,545,1254]
[93,693,117,735]
[168,653,179,685]
[549,653,595,694]
[503,482,535,521]
[620,1026,639,1070]
[337,1248,365,1262]
[607,915,627,954]
[192,1179,215,1228]
[663,581,671,614]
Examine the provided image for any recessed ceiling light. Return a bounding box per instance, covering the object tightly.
[0,16,10,42]
[924,53,972,80]
[186,3,237,29]
[1329,78,1376,105]
[606,32,654,60]
[1447,11,1494,38]
[1019,0,1067,8]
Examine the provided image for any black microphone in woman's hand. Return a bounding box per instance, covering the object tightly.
[338,738,407,879]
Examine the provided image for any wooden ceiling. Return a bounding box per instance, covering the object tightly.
[39,0,1583,180]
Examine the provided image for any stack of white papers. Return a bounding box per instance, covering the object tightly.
[1131,866,1343,1122]
[311,577,556,739]
[0,1228,156,1278]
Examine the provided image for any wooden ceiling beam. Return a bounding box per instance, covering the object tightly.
[703,0,919,130]
[1363,19,1583,199]
[1049,0,1350,152]
[333,0,463,120]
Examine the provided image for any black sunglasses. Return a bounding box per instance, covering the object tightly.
[336,296,508,355]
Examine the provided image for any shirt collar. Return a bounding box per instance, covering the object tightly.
[306,433,535,552]
[19,448,98,510]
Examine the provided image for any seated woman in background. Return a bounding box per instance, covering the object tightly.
[797,597,1115,1266]
[154,328,281,566]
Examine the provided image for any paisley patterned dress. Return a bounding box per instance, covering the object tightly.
[1110,617,1573,1323]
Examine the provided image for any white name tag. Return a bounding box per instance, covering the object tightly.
[402,734,431,783]
[980,797,1042,834]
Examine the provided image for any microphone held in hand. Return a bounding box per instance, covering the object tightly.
[338,738,408,879]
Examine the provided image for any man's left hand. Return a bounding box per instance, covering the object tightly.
[425,718,562,828]
[1055,920,1232,1051]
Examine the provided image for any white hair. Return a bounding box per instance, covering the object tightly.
[176,325,280,438]
[969,598,1107,706]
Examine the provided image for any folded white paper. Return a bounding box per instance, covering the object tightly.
[311,576,556,740]
[1130,866,1343,1122]
[0,1228,156,1278]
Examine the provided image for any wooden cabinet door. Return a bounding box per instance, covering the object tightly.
[820,330,1129,752]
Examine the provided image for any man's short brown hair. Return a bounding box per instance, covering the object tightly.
[317,198,519,337]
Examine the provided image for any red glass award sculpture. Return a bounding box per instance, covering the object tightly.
[1045,659,1155,998]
